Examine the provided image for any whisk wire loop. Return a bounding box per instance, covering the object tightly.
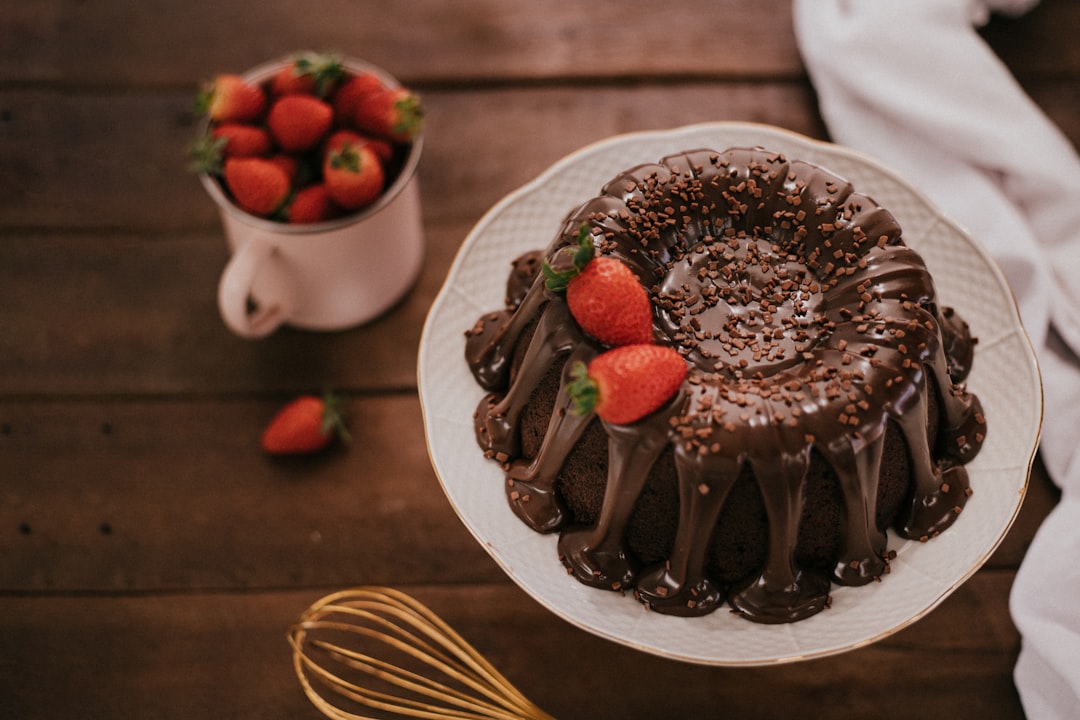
[289,587,556,720]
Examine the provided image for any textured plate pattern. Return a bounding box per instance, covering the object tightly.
[419,122,1042,665]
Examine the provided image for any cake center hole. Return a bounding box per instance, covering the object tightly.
[656,237,828,377]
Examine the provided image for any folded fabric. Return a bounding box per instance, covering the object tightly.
[792,1,1080,717]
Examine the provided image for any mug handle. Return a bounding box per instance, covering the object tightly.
[217,239,295,339]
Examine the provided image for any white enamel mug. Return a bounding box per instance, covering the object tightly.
[199,57,425,339]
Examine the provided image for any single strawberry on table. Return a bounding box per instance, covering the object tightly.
[543,224,654,347]
[261,393,349,455]
[568,345,686,425]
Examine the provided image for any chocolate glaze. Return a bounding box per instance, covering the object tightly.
[464,147,987,624]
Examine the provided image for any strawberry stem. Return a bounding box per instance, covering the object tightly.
[542,223,596,292]
[292,51,346,97]
[320,391,351,445]
[329,145,361,172]
[566,361,599,416]
[392,92,425,136]
[187,132,227,175]
[194,82,216,117]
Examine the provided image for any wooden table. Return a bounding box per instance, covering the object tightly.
[1,2,1074,717]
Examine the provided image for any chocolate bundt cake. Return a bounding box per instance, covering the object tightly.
[465,147,987,624]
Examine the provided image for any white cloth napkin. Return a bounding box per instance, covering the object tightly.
[793,1,1080,717]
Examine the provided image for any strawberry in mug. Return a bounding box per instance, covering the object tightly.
[190,51,423,225]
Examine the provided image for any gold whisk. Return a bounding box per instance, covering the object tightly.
[288,587,556,720]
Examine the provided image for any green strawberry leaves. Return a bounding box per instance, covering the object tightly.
[542,223,596,293]
[566,361,599,417]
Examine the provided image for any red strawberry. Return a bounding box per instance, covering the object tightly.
[196,74,266,123]
[324,129,393,166]
[269,52,345,98]
[323,142,385,210]
[568,345,686,425]
[261,393,349,455]
[212,122,273,157]
[288,184,336,224]
[189,125,272,176]
[332,72,385,125]
[364,135,395,164]
[267,95,334,152]
[223,157,291,216]
[568,260,653,346]
[360,134,395,164]
[266,154,301,183]
[353,86,423,142]
[543,224,653,347]
[322,129,367,159]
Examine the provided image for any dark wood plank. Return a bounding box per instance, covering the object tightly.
[0,395,501,592]
[0,0,803,86]
[2,0,1074,86]
[420,83,828,221]
[0,84,828,232]
[981,0,1080,78]
[0,589,323,720]
[0,574,1024,720]
[985,455,1058,568]
[0,225,460,394]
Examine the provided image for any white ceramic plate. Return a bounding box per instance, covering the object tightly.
[418,122,1042,665]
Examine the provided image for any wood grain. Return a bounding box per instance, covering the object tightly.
[0,577,1025,720]
[0,396,500,592]
[2,0,1075,85]
[1,0,1072,718]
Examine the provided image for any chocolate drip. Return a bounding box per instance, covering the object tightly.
[818,419,889,585]
[465,274,546,392]
[471,284,579,460]
[558,400,679,592]
[729,441,834,622]
[506,251,542,307]
[941,306,976,382]
[635,447,735,616]
[505,343,597,533]
[465,147,987,623]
